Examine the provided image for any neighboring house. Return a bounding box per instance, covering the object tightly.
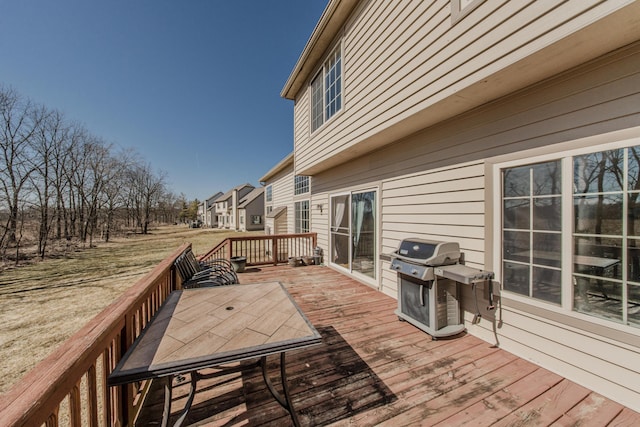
[238,187,265,232]
[196,202,205,226]
[203,191,224,228]
[215,184,255,230]
[281,0,640,411]
[260,153,312,235]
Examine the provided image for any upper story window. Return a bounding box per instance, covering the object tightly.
[498,142,640,329]
[265,185,273,203]
[451,0,484,23]
[294,175,310,195]
[311,45,342,132]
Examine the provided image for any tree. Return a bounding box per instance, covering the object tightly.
[0,86,42,259]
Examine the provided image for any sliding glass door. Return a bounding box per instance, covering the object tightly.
[330,190,376,279]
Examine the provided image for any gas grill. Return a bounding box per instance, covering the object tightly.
[390,238,494,339]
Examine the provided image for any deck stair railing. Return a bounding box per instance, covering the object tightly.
[0,243,190,427]
[199,232,317,266]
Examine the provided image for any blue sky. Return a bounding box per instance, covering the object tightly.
[0,0,327,201]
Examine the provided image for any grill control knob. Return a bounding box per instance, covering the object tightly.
[411,269,418,275]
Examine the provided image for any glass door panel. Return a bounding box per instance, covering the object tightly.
[331,194,350,269]
[330,191,377,280]
[351,191,376,278]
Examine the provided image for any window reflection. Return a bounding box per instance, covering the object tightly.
[573,149,624,194]
[533,161,561,195]
[533,198,561,231]
[503,262,529,296]
[574,195,623,235]
[504,199,529,229]
[502,160,562,304]
[503,166,530,197]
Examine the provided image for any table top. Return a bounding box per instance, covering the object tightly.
[108,282,322,385]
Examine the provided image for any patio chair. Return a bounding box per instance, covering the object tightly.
[174,249,238,288]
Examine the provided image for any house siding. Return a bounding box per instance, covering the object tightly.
[294,0,639,174]
[307,41,640,411]
[265,165,296,234]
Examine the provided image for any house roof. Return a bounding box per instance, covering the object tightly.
[206,192,224,203]
[219,183,254,202]
[266,206,287,219]
[280,0,360,100]
[259,152,294,183]
[238,187,264,208]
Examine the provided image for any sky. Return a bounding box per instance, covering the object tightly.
[0,0,328,201]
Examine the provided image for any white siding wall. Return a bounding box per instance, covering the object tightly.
[265,166,295,234]
[308,42,640,411]
[274,212,288,235]
[294,0,638,174]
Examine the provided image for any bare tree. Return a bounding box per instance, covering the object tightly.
[0,86,42,259]
[101,148,137,242]
[128,162,167,234]
[30,107,72,258]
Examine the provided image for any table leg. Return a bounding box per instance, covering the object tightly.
[161,372,199,427]
[173,372,198,427]
[261,353,301,427]
[161,375,173,427]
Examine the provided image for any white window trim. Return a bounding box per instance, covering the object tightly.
[310,41,343,134]
[489,128,640,335]
[294,175,311,196]
[451,0,484,24]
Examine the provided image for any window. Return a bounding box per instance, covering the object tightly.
[311,45,342,132]
[499,143,640,328]
[295,200,309,233]
[251,215,262,225]
[294,175,310,195]
[451,0,484,23]
[265,185,272,202]
[503,161,562,304]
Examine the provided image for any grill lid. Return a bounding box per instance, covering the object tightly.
[393,238,460,266]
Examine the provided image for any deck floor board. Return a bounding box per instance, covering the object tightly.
[135,265,640,426]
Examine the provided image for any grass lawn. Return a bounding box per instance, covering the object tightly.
[0,225,261,394]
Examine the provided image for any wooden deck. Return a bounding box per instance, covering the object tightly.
[136,265,640,426]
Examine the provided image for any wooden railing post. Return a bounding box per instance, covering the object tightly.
[272,237,278,266]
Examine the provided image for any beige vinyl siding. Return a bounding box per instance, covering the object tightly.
[265,167,295,234]
[293,88,311,168]
[295,0,638,174]
[380,162,486,298]
[307,42,640,411]
[273,212,288,235]
[310,193,329,251]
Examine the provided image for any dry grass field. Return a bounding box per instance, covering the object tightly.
[0,225,261,394]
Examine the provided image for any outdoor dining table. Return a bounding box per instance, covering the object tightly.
[108,281,322,427]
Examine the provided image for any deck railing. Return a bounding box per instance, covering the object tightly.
[0,233,317,427]
[199,232,317,266]
[0,243,189,427]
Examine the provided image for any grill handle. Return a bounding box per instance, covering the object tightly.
[420,284,425,306]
